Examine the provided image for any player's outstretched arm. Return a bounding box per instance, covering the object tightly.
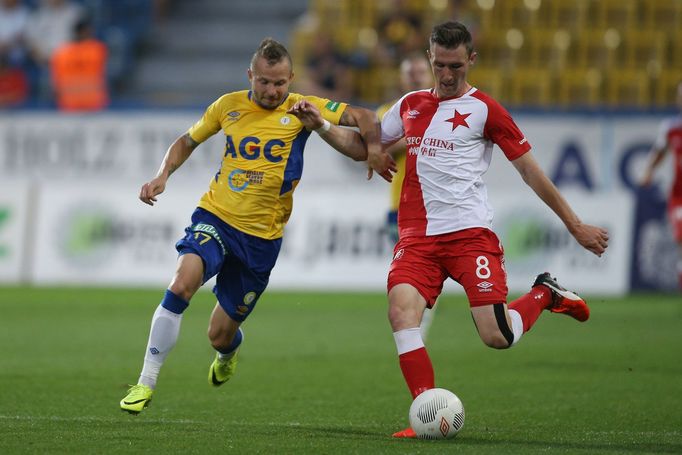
[339,105,396,182]
[139,133,199,206]
[511,152,610,257]
[640,145,668,187]
[287,100,367,161]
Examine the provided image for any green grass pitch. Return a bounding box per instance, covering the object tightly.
[0,287,680,454]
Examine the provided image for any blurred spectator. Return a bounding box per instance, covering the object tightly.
[0,54,28,107]
[24,0,83,103]
[0,0,29,66]
[375,0,425,66]
[25,0,84,65]
[50,17,108,111]
[295,34,353,101]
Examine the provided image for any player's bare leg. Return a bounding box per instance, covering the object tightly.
[389,284,432,438]
[207,303,243,386]
[121,253,203,413]
[469,273,589,353]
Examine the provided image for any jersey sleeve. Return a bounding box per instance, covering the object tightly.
[652,119,671,150]
[380,98,405,144]
[306,96,347,125]
[482,97,531,161]
[187,96,225,143]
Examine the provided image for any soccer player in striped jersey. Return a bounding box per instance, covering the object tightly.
[370,22,610,438]
[640,81,682,291]
[120,38,390,414]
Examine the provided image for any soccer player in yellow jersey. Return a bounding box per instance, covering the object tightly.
[377,52,434,339]
[120,38,394,414]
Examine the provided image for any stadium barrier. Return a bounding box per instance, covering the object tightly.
[0,112,676,293]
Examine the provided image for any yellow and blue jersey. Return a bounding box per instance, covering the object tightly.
[188,90,346,240]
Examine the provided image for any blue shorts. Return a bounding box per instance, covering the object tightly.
[175,208,282,322]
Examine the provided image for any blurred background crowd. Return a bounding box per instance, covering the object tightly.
[0,0,680,111]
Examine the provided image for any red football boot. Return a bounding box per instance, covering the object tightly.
[533,272,590,322]
[392,427,417,438]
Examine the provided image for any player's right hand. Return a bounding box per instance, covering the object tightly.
[139,177,166,206]
[572,223,609,257]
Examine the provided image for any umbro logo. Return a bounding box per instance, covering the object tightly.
[393,248,405,261]
[406,110,420,119]
[149,347,160,355]
[519,137,528,145]
[477,281,493,292]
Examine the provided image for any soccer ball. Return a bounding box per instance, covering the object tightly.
[409,388,465,439]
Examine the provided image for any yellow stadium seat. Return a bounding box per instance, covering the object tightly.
[571,29,621,71]
[605,70,651,108]
[590,0,638,30]
[547,0,593,32]
[654,73,682,108]
[507,69,552,108]
[525,28,572,72]
[641,0,682,33]
[469,68,505,101]
[621,30,667,71]
[556,69,604,108]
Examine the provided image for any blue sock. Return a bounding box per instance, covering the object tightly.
[218,328,243,357]
[160,289,189,315]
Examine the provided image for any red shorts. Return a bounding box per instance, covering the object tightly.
[669,197,682,242]
[387,227,508,307]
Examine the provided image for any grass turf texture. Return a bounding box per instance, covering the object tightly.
[0,287,680,454]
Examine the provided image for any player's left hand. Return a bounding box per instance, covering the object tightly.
[287,100,324,130]
[366,145,397,182]
[571,223,609,257]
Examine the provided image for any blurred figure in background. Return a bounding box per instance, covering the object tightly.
[375,0,425,67]
[0,54,28,107]
[640,81,682,291]
[120,38,387,414]
[376,52,434,339]
[25,0,83,102]
[0,0,29,67]
[50,17,108,111]
[295,33,353,102]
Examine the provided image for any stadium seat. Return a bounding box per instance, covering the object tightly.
[572,29,620,72]
[469,68,504,101]
[654,72,682,108]
[591,0,638,30]
[546,0,592,32]
[556,69,603,108]
[525,28,572,72]
[641,0,682,33]
[507,69,552,108]
[605,70,651,108]
[621,30,667,71]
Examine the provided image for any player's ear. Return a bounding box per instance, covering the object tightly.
[469,51,478,66]
[247,67,253,82]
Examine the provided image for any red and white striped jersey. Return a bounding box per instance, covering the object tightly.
[652,115,682,199]
[381,87,531,238]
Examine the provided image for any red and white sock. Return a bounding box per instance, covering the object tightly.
[393,328,434,398]
[508,285,551,336]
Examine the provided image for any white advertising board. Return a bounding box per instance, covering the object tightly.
[0,181,29,283]
[32,181,204,285]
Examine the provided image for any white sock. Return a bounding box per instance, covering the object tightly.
[508,309,523,346]
[138,305,183,388]
[393,327,424,355]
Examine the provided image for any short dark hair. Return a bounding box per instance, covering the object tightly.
[251,38,292,70]
[430,21,474,55]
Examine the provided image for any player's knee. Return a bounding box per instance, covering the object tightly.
[388,304,418,331]
[168,279,200,302]
[479,331,511,350]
